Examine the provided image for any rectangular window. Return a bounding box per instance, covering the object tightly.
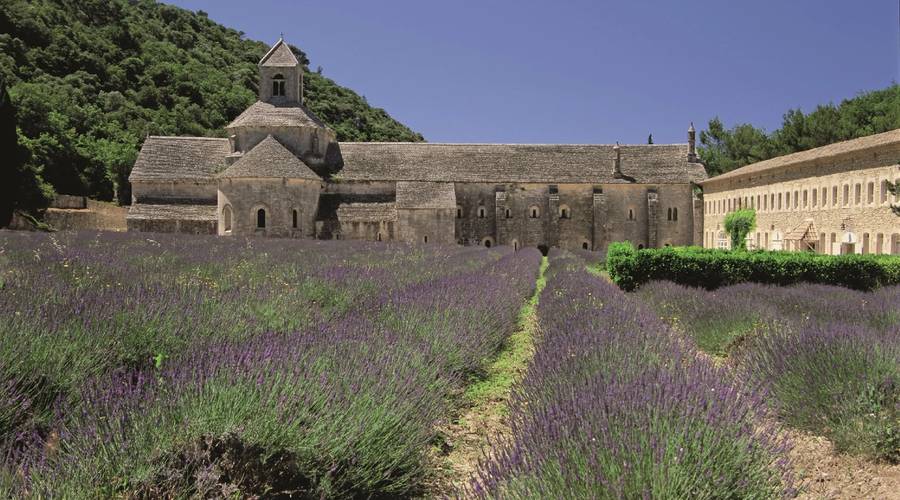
[855,183,861,205]
[812,188,817,207]
[822,187,827,207]
[867,182,874,204]
[794,190,799,209]
[843,185,849,206]
[832,186,838,206]
[803,190,808,208]
[786,192,791,209]
[778,193,782,210]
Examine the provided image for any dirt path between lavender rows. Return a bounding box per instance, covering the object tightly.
[423,256,547,497]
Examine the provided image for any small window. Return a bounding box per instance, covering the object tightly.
[423,236,428,243]
[628,209,634,221]
[272,74,286,97]
[803,190,808,207]
[637,244,644,250]
[867,182,874,204]
[667,208,672,221]
[832,186,838,206]
[582,242,589,250]
[292,209,298,229]
[456,206,463,219]
[483,237,493,248]
[256,208,266,228]
[223,205,232,233]
[882,180,890,203]
[855,183,861,205]
[477,206,486,218]
[672,207,678,221]
[505,208,512,219]
[794,191,799,209]
[843,184,849,205]
[376,233,382,242]
[559,206,570,219]
[529,206,540,219]
[812,188,817,207]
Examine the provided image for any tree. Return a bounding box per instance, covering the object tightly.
[724,209,756,251]
[887,178,900,216]
[0,75,50,227]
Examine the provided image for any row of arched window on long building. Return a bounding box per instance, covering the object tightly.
[455,205,679,221]
[706,178,900,215]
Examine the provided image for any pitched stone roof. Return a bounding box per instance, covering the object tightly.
[129,136,230,182]
[336,202,398,222]
[259,38,299,67]
[396,182,456,209]
[702,128,900,186]
[227,100,326,129]
[219,135,320,180]
[336,143,705,184]
[127,204,217,221]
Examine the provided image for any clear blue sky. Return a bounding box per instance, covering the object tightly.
[165,0,899,144]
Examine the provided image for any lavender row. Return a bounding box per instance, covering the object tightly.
[638,280,900,462]
[0,231,541,497]
[466,250,794,498]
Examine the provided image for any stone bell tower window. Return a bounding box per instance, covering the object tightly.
[272,74,286,97]
[257,208,267,228]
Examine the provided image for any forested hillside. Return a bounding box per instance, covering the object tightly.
[0,0,423,210]
[699,84,900,177]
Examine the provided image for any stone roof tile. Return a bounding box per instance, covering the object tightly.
[259,38,299,67]
[396,182,456,209]
[336,202,398,222]
[219,135,320,180]
[127,204,217,221]
[702,128,900,186]
[129,136,230,182]
[227,100,326,129]
[336,143,705,184]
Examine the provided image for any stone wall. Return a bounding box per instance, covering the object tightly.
[218,178,321,238]
[703,163,900,254]
[453,182,696,251]
[398,208,455,244]
[232,126,335,173]
[132,180,217,205]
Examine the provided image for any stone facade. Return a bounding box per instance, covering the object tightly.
[127,38,706,252]
[701,129,900,254]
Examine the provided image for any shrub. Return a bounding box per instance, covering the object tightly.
[739,323,900,463]
[606,244,900,291]
[724,209,756,250]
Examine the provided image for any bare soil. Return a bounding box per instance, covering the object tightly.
[790,429,900,499]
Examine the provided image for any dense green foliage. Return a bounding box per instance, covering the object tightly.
[699,85,900,176]
[723,208,756,250]
[0,75,52,227]
[606,243,900,292]
[0,0,423,208]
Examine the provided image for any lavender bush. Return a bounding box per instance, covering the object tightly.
[640,280,900,462]
[0,231,541,497]
[466,250,794,498]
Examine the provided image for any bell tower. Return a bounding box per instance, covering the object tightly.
[258,37,303,103]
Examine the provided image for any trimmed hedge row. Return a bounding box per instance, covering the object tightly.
[606,242,900,291]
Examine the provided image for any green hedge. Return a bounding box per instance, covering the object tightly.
[606,243,900,291]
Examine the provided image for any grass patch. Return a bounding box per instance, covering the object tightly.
[463,256,547,410]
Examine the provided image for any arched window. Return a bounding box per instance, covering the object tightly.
[222,205,232,233]
[272,74,286,97]
[667,208,672,221]
[477,206,486,218]
[867,182,874,204]
[376,233,383,242]
[456,206,463,219]
[628,209,634,221]
[582,242,589,250]
[637,244,644,250]
[529,206,540,219]
[559,205,570,219]
[483,238,492,248]
[424,235,428,243]
[292,209,298,229]
[505,208,512,219]
[672,207,678,221]
[256,208,266,228]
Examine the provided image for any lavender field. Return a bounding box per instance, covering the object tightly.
[0,231,541,497]
[2,231,897,498]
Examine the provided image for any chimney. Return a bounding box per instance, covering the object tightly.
[688,122,697,162]
[613,142,623,178]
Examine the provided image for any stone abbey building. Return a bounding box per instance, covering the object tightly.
[128,38,707,252]
[701,129,900,255]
